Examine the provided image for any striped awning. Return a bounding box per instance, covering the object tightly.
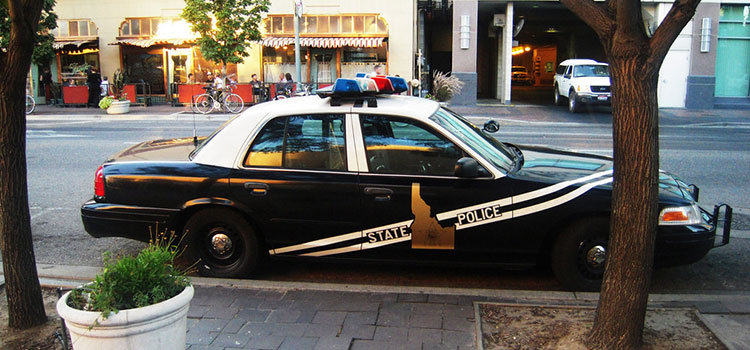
[109,38,195,48]
[260,37,385,49]
[53,39,97,50]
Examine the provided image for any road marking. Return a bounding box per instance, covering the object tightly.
[26,130,90,138]
[27,120,96,127]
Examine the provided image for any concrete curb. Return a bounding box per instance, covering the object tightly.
[6,263,748,306]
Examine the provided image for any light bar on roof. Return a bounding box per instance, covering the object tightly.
[316,76,410,99]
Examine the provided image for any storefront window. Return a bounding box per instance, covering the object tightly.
[715,5,750,97]
[263,46,308,82]
[193,49,238,83]
[60,53,100,85]
[264,15,388,35]
[119,18,172,37]
[341,46,386,78]
[54,19,97,38]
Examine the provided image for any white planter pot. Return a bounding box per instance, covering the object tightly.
[106,100,130,114]
[57,285,193,350]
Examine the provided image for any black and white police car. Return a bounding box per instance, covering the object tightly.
[81,75,732,291]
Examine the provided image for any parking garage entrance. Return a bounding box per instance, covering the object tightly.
[477,1,606,105]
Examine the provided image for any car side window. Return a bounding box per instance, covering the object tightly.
[245,114,346,171]
[360,114,464,176]
[556,64,567,75]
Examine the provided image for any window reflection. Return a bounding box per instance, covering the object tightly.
[361,115,464,176]
[245,115,347,171]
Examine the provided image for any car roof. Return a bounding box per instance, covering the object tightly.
[238,93,441,120]
[559,59,607,66]
[192,94,442,168]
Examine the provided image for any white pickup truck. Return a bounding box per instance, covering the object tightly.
[553,59,611,113]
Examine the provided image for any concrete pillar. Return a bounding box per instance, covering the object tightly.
[686,2,719,109]
[451,0,478,105]
[496,2,513,104]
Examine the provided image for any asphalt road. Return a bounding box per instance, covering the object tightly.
[14,107,750,293]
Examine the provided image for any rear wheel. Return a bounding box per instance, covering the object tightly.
[194,94,213,114]
[551,218,609,291]
[223,93,244,113]
[181,208,260,278]
[568,90,581,113]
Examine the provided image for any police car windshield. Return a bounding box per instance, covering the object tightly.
[431,108,514,172]
[572,65,609,77]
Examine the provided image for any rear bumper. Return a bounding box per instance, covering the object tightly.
[80,199,180,242]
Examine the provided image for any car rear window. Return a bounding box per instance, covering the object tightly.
[244,114,346,171]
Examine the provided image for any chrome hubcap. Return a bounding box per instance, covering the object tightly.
[210,233,233,255]
[586,245,606,267]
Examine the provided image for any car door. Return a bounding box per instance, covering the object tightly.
[229,113,361,257]
[354,113,520,263]
[560,65,573,97]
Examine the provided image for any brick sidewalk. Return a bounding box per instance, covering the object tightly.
[187,286,477,350]
[183,285,750,350]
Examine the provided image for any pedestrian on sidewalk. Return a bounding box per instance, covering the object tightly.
[86,68,101,107]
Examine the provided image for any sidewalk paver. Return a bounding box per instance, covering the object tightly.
[183,284,750,350]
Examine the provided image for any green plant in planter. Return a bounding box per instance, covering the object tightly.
[99,93,130,110]
[66,231,191,319]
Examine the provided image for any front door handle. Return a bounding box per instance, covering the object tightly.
[364,187,393,201]
[244,182,269,196]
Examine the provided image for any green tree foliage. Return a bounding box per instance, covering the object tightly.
[0,0,57,65]
[181,0,269,73]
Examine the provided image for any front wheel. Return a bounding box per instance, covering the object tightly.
[223,93,244,114]
[551,218,609,291]
[181,208,260,278]
[25,95,36,114]
[568,90,581,113]
[193,94,214,114]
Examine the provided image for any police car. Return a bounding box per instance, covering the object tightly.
[81,76,732,291]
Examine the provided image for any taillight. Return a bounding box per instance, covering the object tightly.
[94,165,105,198]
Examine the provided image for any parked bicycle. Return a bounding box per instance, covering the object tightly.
[273,83,312,100]
[25,95,35,114]
[191,85,244,114]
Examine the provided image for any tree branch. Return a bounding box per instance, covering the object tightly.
[559,0,614,37]
[648,0,701,65]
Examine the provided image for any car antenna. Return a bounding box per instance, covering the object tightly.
[192,108,198,147]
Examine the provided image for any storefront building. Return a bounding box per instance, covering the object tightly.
[38,0,416,104]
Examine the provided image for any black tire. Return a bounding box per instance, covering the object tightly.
[553,85,564,106]
[551,218,609,291]
[181,208,260,278]
[568,90,581,113]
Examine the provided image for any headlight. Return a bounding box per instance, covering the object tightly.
[576,85,590,93]
[658,204,702,226]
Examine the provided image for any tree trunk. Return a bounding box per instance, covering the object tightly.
[586,55,661,350]
[0,0,48,329]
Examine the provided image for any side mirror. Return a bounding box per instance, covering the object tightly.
[483,120,500,133]
[454,157,479,178]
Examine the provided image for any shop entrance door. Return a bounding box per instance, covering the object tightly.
[167,48,192,96]
[310,49,336,87]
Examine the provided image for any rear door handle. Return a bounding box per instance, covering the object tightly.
[364,187,393,201]
[244,182,269,196]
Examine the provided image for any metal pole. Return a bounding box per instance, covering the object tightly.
[294,0,302,91]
